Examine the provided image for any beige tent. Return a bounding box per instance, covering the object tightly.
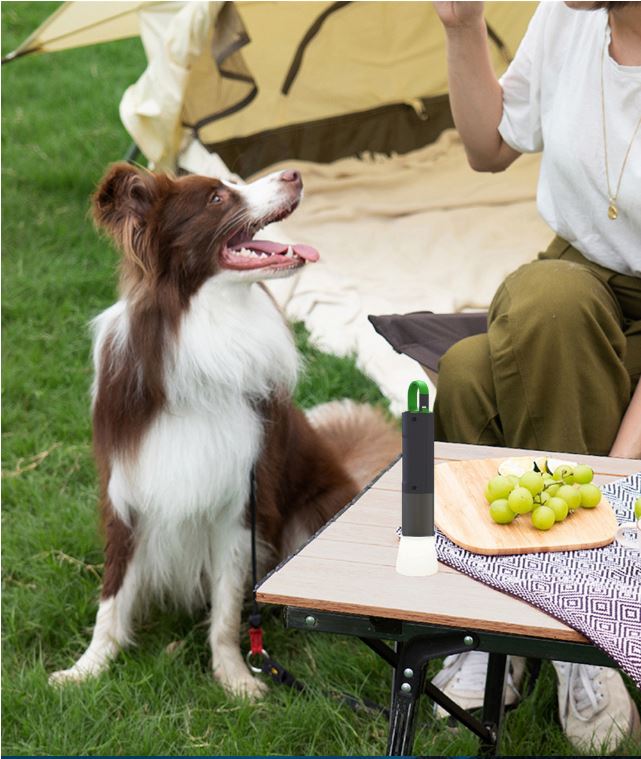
[6,2,549,411]
[6,1,536,172]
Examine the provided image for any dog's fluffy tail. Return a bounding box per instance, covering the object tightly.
[306,400,400,491]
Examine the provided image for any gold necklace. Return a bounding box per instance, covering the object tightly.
[600,26,641,221]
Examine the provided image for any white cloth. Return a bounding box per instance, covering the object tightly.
[498,1,641,277]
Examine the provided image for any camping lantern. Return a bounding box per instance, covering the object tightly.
[396,380,438,576]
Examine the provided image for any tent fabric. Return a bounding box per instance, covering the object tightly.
[204,93,456,179]
[154,0,536,151]
[3,2,147,59]
[7,2,538,170]
[139,0,536,169]
[120,2,226,168]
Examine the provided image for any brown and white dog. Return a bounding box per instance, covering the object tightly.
[49,164,399,697]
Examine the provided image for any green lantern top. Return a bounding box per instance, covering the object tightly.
[407,380,429,414]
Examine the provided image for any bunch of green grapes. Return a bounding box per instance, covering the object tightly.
[484,464,602,531]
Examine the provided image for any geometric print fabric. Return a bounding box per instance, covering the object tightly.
[435,474,641,686]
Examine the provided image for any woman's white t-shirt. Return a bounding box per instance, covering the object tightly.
[498,1,641,277]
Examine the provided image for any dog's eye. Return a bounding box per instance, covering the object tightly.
[208,192,222,205]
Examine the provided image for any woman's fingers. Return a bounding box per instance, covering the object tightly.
[433,1,485,30]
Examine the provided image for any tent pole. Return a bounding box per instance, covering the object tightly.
[123,142,141,165]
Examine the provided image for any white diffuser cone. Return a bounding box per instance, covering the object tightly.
[395,535,438,576]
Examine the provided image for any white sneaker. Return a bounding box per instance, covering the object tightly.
[553,662,641,753]
[431,651,525,719]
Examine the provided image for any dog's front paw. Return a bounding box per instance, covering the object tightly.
[214,662,268,701]
[48,666,93,687]
[227,671,269,701]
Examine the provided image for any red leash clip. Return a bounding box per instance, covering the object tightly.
[249,625,264,656]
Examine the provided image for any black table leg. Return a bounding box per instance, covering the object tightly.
[384,633,489,756]
[387,641,425,756]
[479,652,508,757]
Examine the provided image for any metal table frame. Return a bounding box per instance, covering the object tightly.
[257,443,635,755]
[282,606,615,756]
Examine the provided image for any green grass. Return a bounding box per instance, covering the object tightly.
[2,3,640,756]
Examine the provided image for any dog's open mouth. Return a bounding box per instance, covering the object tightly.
[221,200,320,272]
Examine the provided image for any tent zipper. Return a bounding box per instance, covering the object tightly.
[281,1,352,95]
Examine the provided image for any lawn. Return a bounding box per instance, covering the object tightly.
[2,3,640,757]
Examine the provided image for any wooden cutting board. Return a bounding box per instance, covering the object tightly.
[434,457,618,555]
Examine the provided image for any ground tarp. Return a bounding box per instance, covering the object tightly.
[253,130,551,412]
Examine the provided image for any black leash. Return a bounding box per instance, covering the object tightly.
[246,467,389,719]
[247,468,265,663]
[246,465,309,688]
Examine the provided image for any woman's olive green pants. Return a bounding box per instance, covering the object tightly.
[434,237,641,456]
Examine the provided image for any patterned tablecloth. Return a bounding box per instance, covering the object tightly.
[435,473,641,686]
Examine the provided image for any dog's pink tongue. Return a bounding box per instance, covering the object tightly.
[292,244,320,262]
[244,239,320,262]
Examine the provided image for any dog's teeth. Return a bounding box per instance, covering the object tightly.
[233,247,277,259]
[285,246,293,258]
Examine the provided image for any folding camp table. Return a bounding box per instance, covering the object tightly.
[256,442,639,756]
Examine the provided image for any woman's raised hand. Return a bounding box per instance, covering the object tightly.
[433,2,485,30]
[431,0,519,172]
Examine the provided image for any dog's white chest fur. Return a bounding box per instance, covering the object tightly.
[94,280,299,527]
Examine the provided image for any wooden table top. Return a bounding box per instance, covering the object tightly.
[257,443,640,643]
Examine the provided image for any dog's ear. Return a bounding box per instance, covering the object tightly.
[93,163,157,271]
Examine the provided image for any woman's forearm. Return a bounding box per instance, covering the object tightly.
[444,23,520,172]
[609,382,641,459]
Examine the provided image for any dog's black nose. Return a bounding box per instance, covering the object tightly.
[280,170,301,185]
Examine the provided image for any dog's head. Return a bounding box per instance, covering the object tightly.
[93,163,319,298]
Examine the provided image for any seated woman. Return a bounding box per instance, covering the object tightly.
[432,0,640,753]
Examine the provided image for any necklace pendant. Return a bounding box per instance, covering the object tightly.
[608,202,618,221]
